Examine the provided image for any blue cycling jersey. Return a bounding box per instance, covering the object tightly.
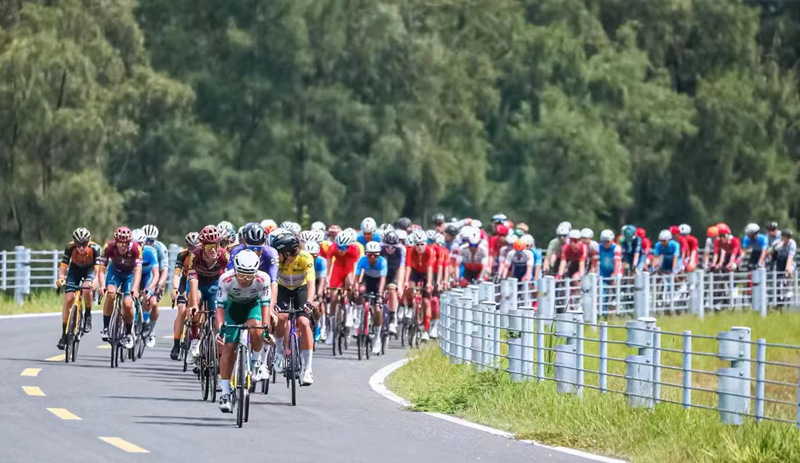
[151,240,169,270]
[357,231,382,247]
[742,234,769,252]
[227,243,279,282]
[654,240,681,271]
[597,244,618,278]
[315,256,328,280]
[356,255,388,279]
[619,236,643,268]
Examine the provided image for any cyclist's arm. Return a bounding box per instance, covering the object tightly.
[132,266,142,296]
[671,254,678,272]
[524,259,533,281]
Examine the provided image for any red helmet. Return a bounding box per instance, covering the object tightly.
[636,227,646,239]
[496,225,509,236]
[716,223,731,236]
[199,225,222,244]
[669,225,680,236]
[513,239,526,251]
[114,227,132,243]
[707,226,719,238]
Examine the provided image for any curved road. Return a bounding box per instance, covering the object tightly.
[0,310,593,462]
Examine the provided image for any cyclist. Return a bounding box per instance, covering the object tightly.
[217,221,237,251]
[404,230,436,340]
[326,229,360,337]
[488,216,508,274]
[618,225,643,275]
[141,224,169,304]
[557,229,587,280]
[703,225,719,269]
[502,239,534,281]
[380,230,406,335]
[187,225,230,358]
[356,241,388,354]
[597,229,622,314]
[544,222,571,275]
[98,227,143,349]
[455,228,489,286]
[228,224,279,320]
[56,228,101,349]
[272,233,316,386]
[712,223,741,272]
[216,250,271,412]
[773,229,796,279]
[637,228,652,271]
[305,241,328,341]
[130,229,160,345]
[495,233,517,279]
[170,232,199,360]
[580,228,599,273]
[766,222,782,271]
[679,224,699,272]
[653,230,681,275]
[432,213,446,234]
[357,217,382,246]
[742,223,769,270]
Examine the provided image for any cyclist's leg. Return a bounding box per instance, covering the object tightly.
[293,286,314,384]
[103,267,121,332]
[273,286,290,366]
[172,277,188,350]
[218,301,242,405]
[62,265,84,335]
[120,272,135,334]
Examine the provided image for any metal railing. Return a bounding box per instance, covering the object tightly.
[1,244,183,304]
[439,284,800,427]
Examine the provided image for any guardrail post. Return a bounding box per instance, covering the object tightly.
[634,272,650,318]
[555,310,582,394]
[480,301,496,368]
[438,292,448,354]
[521,304,535,378]
[690,270,705,319]
[535,311,545,381]
[14,245,25,305]
[581,272,597,326]
[497,279,514,360]
[468,285,482,366]
[752,268,767,317]
[1,250,7,291]
[538,276,555,320]
[23,247,31,296]
[683,330,692,409]
[507,309,523,381]
[653,327,661,404]
[456,294,470,364]
[755,339,766,422]
[576,312,584,397]
[717,326,752,425]
[599,321,608,393]
[625,317,657,409]
[51,249,59,287]
[447,289,463,361]
[463,290,474,365]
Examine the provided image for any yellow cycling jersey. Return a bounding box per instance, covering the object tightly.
[278,250,315,290]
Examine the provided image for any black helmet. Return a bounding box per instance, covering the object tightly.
[272,234,300,254]
[432,213,445,225]
[444,224,459,236]
[244,226,266,246]
[395,217,412,231]
[783,228,793,238]
[384,231,399,245]
[768,221,779,231]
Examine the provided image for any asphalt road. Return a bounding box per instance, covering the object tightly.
[0,310,595,462]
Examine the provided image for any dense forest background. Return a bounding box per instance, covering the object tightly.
[2,0,800,247]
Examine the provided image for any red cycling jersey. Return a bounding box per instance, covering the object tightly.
[683,235,699,254]
[99,241,143,273]
[561,242,588,264]
[406,245,436,274]
[331,244,361,273]
[187,247,230,285]
[713,237,742,262]
[436,244,450,268]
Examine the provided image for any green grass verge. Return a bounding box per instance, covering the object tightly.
[0,290,62,315]
[388,312,800,463]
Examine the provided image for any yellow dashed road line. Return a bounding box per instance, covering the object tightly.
[97,344,111,349]
[47,408,81,420]
[20,368,41,377]
[45,354,65,362]
[22,386,45,396]
[99,437,149,453]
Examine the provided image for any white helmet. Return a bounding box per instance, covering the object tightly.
[312,229,325,244]
[506,234,516,245]
[472,220,483,229]
[299,230,315,243]
[411,230,427,245]
[678,224,691,235]
[342,228,358,241]
[132,228,146,243]
[567,229,581,240]
[466,228,481,246]
[745,223,759,235]
[556,221,572,236]
[361,217,377,234]
[305,241,320,256]
[658,229,672,241]
[233,249,260,274]
[142,224,159,240]
[406,231,416,246]
[600,229,615,242]
[396,229,408,242]
[523,234,535,247]
[335,231,355,247]
[365,241,381,253]
[580,228,594,239]
[311,221,326,231]
[260,219,276,230]
[217,221,234,232]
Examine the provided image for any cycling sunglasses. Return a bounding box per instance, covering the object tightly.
[235,272,255,281]
[204,244,219,252]
[247,245,264,252]
[145,238,155,244]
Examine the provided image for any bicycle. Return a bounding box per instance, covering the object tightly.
[107,290,127,368]
[176,298,194,373]
[277,298,308,406]
[226,323,270,427]
[356,292,380,360]
[330,288,350,357]
[131,294,145,361]
[195,302,218,403]
[401,283,423,349]
[59,285,93,364]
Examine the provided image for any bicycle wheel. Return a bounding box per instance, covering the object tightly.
[135,301,145,359]
[235,350,245,428]
[201,335,211,401]
[208,325,218,403]
[181,322,191,373]
[364,309,371,360]
[71,308,82,363]
[65,305,77,364]
[331,305,340,357]
[290,333,298,406]
[263,345,274,394]
[242,347,251,423]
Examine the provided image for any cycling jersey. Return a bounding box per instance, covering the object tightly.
[618,236,643,269]
[654,240,681,272]
[407,245,437,274]
[742,234,769,252]
[597,243,621,278]
[505,249,535,279]
[561,242,587,264]
[61,241,102,268]
[713,237,742,264]
[704,237,716,255]
[150,240,169,271]
[774,239,797,271]
[356,255,388,279]
[99,241,143,273]
[186,247,229,285]
[356,231,382,246]
[436,244,450,269]
[683,235,699,255]
[216,270,271,307]
[547,237,565,261]
[456,245,488,272]
[227,243,279,282]
[277,250,315,290]
[331,244,361,272]
[314,256,328,280]
[587,240,600,263]
[174,248,193,278]
[381,244,406,270]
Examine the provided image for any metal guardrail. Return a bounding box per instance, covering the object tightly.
[439,284,800,427]
[1,244,183,304]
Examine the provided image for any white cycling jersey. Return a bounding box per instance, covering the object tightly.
[216,269,271,307]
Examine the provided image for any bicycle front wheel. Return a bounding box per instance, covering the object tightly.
[65,306,78,364]
[290,333,298,406]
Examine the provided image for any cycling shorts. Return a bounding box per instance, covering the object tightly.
[564,261,581,279]
[328,265,353,289]
[65,265,95,293]
[196,280,220,316]
[409,269,432,297]
[177,276,188,305]
[386,267,400,288]
[221,300,263,344]
[277,285,311,321]
[106,267,134,298]
[362,276,381,295]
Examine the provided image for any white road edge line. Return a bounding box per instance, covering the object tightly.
[368,358,626,463]
[0,307,176,321]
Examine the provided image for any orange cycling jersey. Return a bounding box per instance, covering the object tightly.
[60,241,102,268]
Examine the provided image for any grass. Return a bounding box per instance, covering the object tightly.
[0,290,63,315]
[388,311,800,463]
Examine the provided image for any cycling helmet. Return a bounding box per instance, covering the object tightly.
[260,219,277,233]
[412,230,427,245]
[406,232,416,246]
[268,228,290,246]
[472,220,483,229]
[327,224,341,237]
[384,231,399,245]
[305,241,320,255]
[396,217,412,231]
[444,224,459,236]
[233,249,260,275]
[782,229,794,238]
[199,225,222,244]
[465,228,481,246]
[567,229,581,241]
[622,224,636,238]
[114,227,132,243]
[132,228,146,243]
[365,241,381,253]
[435,233,445,246]
[556,222,571,236]
[360,217,377,234]
[289,222,302,235]
[217,221,234,233]
[279,221,294,231]
[237,225,246,242]
[679,224,691,235]
[600,229,615,242]
[491,213,507,223]
[495,225,509,236]
[273,234,300,254]
[432,213,446,225]
[768,221,779,231]
[514,228,524,238]
[658,229,672,241]
[516,222,529,233]
[341,228,358,242]
[707,225,719,238]
[745,223,759,235]
[580,228,594,239]
[244,226,267,246]
[334,233,354,248]
[523,234,535,247]
[72,227,91,244]
[669,225,680,236]
[513,239,525,251]
[142,224,159,240]
[425,229,438,244]
[379,223,395,234]
[299,230,315,243]
[312,229,325,244]
[396,229,408,243]
[218,227,232,242]
[636,227,646,238]
[717,223,732,236]
[506,234,517,245]
[185,232,200,247]
[311,221,326,232]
